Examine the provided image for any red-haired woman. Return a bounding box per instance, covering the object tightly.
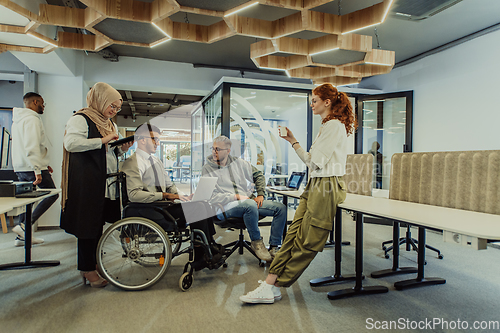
[240,83,357,304]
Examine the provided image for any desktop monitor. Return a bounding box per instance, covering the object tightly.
[0,127,11,169]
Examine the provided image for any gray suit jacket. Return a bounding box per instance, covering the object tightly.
[121,151,178,203]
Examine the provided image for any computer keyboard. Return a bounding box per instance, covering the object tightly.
[15,190,52,198]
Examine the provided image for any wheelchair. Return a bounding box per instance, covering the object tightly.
[97,172,225,291]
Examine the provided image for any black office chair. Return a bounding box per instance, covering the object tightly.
[382,224,444,260]
[212,203,265,267]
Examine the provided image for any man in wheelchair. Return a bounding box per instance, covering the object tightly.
[121,123,224,271]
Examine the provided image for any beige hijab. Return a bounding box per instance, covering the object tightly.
[61,82,122,210]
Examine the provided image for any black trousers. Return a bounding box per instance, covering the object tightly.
[77,236,100,271]
[76,198,117,271]
[17,170,59,225]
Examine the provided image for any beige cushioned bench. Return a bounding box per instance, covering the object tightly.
[390,150,500,249]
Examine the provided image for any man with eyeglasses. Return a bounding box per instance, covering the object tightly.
[11,92,59,246]
[202,136,287,262]
[121,123,224,270]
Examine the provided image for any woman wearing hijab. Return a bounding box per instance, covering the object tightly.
[60,82,131,287]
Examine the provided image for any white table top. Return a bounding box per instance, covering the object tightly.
[0,189,61,209]
[265,189,500,240]
[0,204,14,215]
[340,194,500,240]
[266,187,303,199]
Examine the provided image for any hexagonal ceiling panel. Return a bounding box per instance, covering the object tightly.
[94,18,165,44]
[312,49,367,66]
[0,0,396,84]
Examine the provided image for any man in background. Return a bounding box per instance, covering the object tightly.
[202,136,287,262]
[11,92,58,246]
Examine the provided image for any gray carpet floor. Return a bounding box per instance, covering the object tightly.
[1,212,499,333]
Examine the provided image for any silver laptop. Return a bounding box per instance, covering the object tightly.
[191,177,218,201]
[270,172,305,191]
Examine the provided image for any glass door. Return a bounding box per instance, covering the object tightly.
[357,91,413,191]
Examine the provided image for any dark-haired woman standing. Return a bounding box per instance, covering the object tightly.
[240,83,357,304]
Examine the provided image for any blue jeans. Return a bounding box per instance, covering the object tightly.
[16,170,59,225]
[218,199,287,246]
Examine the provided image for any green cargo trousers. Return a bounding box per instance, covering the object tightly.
[269,176,346,287]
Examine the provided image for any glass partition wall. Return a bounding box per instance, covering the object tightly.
[229,86,310,180]
[192,80,313,193]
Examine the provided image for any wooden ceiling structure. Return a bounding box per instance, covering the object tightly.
[0,0,396,85]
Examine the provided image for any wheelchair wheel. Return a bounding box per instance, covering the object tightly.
[179,272,193,291]
[97,217,172,291]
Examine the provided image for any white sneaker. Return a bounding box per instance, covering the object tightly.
[272,285,282,301]
[14,236,45,247]
[14,236,24,247]
[13,224,44,246]
[250,239,272,261]
[12,224,24,238]
[240,280,278,304]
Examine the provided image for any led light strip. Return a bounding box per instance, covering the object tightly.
[27,32,57,47]
[259,66,287,72]
[364,62,392,66]
[381,0,395,22]
[337,82,359,87]
[342,22,380,35]
[310,47,339,56]
[150,38,170,48]
[342,0,394,35]
[151,22,171,38]
[224,1,259,17]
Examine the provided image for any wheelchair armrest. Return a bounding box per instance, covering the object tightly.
[124,201,178,224]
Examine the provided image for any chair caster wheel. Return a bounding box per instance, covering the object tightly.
[382,246,386,251]
[223,263,228,268]
[424,261,427,265]
[438,254,443,259]
[259,261,265,267]
[384,254,389,259]
[179,272,193,291]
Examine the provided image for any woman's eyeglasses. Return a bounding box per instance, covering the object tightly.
[110,104,121,112]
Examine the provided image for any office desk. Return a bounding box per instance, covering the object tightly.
[266,187,357,286]
[327,194,500,300]
[0,189,61,271]
[0,204,14,233]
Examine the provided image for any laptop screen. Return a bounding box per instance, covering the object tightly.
[287,172,305,189]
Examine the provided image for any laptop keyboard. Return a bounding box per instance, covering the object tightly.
[15,190,52,198]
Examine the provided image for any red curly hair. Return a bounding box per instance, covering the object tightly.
[312,83,358,136]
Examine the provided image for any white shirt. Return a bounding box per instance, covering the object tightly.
[295,119,348,178]
[63,114,121,199]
